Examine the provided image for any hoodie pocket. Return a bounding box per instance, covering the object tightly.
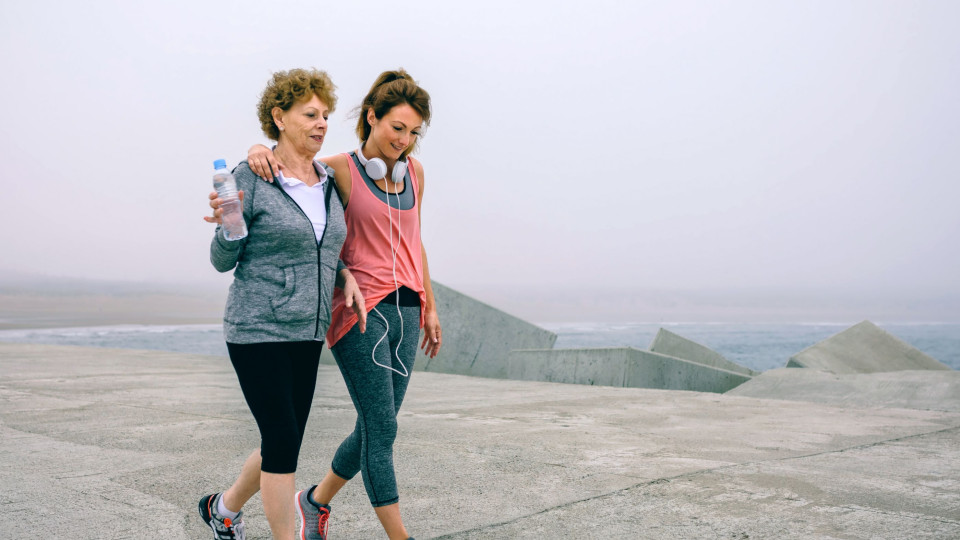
[270,264,317,323]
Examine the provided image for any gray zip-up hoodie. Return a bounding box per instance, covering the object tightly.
[210,161,347,343]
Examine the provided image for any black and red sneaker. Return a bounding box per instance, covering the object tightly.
[198,492,246,540]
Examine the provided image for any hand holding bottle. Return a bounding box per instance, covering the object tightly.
[204,190,245,225]
[207,159,248,240]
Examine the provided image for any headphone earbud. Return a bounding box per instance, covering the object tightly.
[357,142,407,184]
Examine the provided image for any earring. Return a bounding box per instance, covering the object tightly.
[279,125,284,131]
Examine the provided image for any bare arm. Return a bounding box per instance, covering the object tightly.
[336,267,366,333]
[318,153,352,207]
[415,158,442,358]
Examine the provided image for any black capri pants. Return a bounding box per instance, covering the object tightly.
[226,340,323,474]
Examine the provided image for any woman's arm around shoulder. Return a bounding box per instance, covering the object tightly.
[319,153,352,207]
[247,144,282,182]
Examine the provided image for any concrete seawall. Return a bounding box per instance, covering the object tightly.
[508,347,752,393]
[321,296,955,398]
[320,281,557,379]
[318,283,760,393]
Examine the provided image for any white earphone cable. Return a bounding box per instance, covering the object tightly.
[392,176,405,374]
[370,159,409,377]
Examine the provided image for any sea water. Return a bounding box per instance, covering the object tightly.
[544,322,959,372]
[0,324,230,358]
[0,322,956,373]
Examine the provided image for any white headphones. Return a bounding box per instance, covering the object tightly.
[356,142,407,184]
[362,139,411,378]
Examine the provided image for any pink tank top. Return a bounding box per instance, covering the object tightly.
[326,153,426,346]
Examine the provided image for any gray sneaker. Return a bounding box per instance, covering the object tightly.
[198,492,246,540]
[295,486,330,540]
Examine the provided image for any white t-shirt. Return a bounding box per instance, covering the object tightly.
[276,161,328,242]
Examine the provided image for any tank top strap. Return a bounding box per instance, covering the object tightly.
[406,155,420,203]
[342,151,362,194]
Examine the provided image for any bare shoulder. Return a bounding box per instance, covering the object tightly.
[319,153,349,171]
[319,153,347,166]
[321,153,351,184]
[320,153,352,204]
[409,155,425,179]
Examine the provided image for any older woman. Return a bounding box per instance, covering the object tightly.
[248,69,440,540]
[199,68,365,540]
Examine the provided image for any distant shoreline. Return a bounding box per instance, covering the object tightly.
[0,293,224,330]
[3,289,960,331]
[1,319,956,372]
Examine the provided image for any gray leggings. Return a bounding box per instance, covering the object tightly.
[330,301,420,507]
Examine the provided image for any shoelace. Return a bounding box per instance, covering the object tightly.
[317,510,329,536]
[219,517,244,539]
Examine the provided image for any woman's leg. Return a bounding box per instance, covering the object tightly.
[329,310,404,506]
[375,503,409,540]
[226,341,322,539]
[376,305,420,540]
[261,472,296,539]
[326,303,419,537]
[311,468,349,504]
[221,449,262,512]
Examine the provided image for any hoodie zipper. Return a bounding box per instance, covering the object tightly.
[271,179,326,339]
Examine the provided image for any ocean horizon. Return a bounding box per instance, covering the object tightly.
[1,321,956,373]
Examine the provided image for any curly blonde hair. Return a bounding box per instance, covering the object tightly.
[257,68,337,140]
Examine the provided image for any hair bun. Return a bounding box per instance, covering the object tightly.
[377,69,413,88]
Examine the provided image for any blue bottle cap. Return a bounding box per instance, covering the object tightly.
[213,159,227,170]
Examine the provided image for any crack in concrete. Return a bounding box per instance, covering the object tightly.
[836,505,960,526]
[432,424,960,539]
[56,472,104,480]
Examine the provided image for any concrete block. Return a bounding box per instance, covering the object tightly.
[649,327,757,376]
[321,281,557,379]
[786,320,952,374]
[727,368,960,412]
[626,349,752,393]
[508,348,630,386]
[508,347,751,393]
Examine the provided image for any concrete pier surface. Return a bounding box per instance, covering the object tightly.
[2,342,959,539]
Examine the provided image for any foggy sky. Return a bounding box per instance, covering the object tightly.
[1,1,958,318]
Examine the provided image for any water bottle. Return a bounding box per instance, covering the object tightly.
[212,159,248,241]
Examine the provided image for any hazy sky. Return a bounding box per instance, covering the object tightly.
[2,1,958,312]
